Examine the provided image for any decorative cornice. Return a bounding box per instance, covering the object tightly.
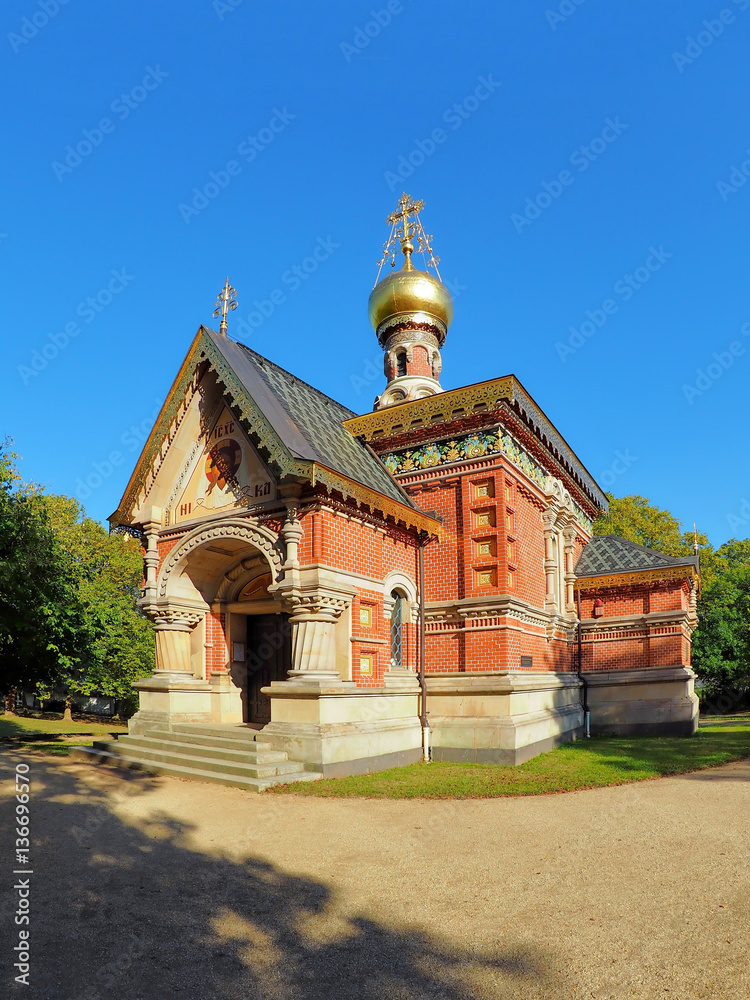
[575,565,698,591]
[345,376,515,440]
[311,464,441,539]
[343,374,607,511]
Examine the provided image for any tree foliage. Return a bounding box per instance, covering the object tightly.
[691,539,750,707]
[594,493,707,556]
[594,494,750,710]
[0,442,83,692]
[0,442,153,713]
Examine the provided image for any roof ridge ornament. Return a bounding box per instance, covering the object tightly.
[374,192,442,287]
[213,276,238,336]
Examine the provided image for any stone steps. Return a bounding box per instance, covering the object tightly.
[71,726,321,792]
[119,732,289,766]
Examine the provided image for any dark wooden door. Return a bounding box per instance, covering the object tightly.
[246,614,291,724]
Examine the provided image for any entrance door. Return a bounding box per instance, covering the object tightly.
[246,614,291,724]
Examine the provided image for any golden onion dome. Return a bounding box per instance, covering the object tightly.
[368,262,453,341]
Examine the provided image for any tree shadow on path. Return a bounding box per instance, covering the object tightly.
[0,755,564,1000]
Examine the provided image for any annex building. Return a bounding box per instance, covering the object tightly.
[102,194,700,784]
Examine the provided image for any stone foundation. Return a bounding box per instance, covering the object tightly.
[129,674,213,734]
[426,671,583,765]
[583,665,699,736]
[260,671,423,776]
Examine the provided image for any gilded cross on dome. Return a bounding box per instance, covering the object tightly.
[213,276,238,335]
[375,192,442,285]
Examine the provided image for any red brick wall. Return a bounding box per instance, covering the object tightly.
[578,580,691,671]
[205,609,227,677]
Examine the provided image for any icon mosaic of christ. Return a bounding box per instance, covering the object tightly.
[205,438,242,494]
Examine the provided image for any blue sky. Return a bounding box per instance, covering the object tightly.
[3,0,750,545]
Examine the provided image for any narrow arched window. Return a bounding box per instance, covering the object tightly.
[396,351,407,377]
[390,590,404,668]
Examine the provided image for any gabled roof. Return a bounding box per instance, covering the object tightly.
[575,534,698,586]
[111,326,440,537]
[217,331,404,504]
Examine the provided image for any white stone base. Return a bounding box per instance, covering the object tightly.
[426,671,583,765]
[209,673,244,725]
[260,672,423,776]
[583,666,699,736]
[129,674,213,734]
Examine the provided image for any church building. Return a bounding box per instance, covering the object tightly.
[101,194,699,785]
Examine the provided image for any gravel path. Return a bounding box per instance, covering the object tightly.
[1,753,748,999]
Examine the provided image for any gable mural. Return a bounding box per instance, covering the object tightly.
[171,406,276,524]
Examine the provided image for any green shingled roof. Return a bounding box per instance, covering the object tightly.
[205,327,410,507]
[575,535,698,578]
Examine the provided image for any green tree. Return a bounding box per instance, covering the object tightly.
[34,493,154,718]
[594,493,707,556]
[0,442,83,705]
[692,539,750,709]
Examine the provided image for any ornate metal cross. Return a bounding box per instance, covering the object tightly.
[375,192,442,284]
[213,276,238,335]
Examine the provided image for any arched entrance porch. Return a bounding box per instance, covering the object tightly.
[132,518,288,732]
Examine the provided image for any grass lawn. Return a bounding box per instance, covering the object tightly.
[0,713,126,756]
[268,721,750,799]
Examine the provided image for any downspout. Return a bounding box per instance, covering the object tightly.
[576,588,591,738]
[418,533,430,763]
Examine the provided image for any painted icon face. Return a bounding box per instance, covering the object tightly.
[205,438,241,492]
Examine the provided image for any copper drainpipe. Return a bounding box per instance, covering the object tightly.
[418,534,430,762]
[576,589,591,738]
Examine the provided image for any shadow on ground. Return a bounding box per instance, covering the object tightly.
[0,756,562,999]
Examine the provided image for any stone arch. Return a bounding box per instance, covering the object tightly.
[383,570,418,624]
[157,518,285,603]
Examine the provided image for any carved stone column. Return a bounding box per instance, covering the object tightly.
[141,511,161,605]
[152,608,204,676]
[287,593,350,680]
[129,604,213,734]
[281,504,304,570]
[563,523,577,615]
[542,509,559,614]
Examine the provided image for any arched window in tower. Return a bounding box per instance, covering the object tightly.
[396,351,407,377]
[432,354,439,379]
[390,590,404,668]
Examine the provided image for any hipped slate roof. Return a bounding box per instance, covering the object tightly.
[575,534,699,578]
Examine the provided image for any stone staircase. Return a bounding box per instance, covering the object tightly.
[71,724,322,792]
